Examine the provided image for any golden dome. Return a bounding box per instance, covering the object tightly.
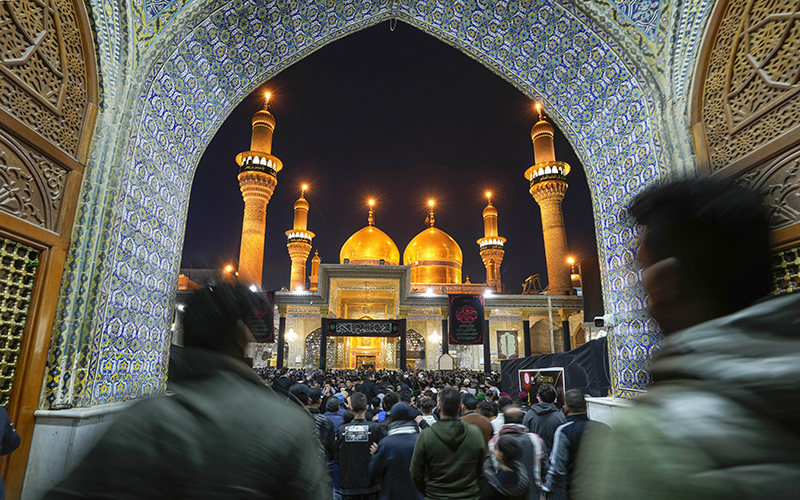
[340,226,400,265]
[403,227,463,284]
[294,196,309,211]
[483,203,498,218]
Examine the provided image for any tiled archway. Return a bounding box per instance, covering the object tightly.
[50,0,670,406]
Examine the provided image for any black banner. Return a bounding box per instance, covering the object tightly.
[250,291,275,343]
[326,319,403,337]
[449,294,484,345]
[500,337,610,398]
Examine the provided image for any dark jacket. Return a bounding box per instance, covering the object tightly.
[576,292,800,500]
[370,427,423,500]
[45,348,330,499]
[309,407,335,470]
[483,460,529,500]
[325,410,344,434]
[0,406,20,500]
[543,414,608,499]
[335,418,385,495]
[522,402,566,459]
[489,424,544,500]
[410,419,486,500]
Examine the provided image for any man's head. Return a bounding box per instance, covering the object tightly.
[629,180,771,334]
[438,387,462,418]
[183,283,269,360]
[498,395,514,412]
[564,389,586,415]
[326,397,340,413]
[504,406,524,424]
[383,392,399,412]
[461,394,479,412]
[537,384,557,404]
[418,396,434,416]
[495,434,523,467]
[308,387,322,408]
[350,392,367,415]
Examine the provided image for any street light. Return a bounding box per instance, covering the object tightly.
[429,330,441,344]
[225,265,234,273]
[286,328,298,342]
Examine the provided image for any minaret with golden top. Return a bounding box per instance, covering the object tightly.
[477,192,506,292]
[286,185,315,291]
[309,250,321,292]
[234,92,283,288]
[524,104,572,295]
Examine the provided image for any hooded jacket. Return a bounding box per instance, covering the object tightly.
[45,348,330,500]
[488,424,544,500]
[370,418,423,500]
[483,460,530,500]
[522,402,566,458]
[410,419,486,500]
[576,292,800,500]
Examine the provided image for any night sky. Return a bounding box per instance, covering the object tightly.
[181,21,597,293]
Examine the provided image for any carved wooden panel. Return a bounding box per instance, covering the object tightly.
[0,0,90,157]
[0,131,67,232]
[700,0,800,172]
[696,0,800,247]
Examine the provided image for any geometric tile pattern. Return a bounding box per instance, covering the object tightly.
[609,0,662,39]
[48,0,702,407]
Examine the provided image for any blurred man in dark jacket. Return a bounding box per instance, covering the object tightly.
[369,402,423,500]
[577,180,800,500]
[336,392,385,500]
[489,407,544,500]
[44,283,329,499]
[460,393,493,444]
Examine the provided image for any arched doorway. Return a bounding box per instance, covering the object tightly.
[406,329,426,370]
[50,1,684,407]
[303,328,334,369]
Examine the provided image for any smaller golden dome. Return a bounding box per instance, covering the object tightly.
[530,119,554,139]
[483,203,498,218]
[404,227,463,265]
[340,226,400,265]
[252,109,276,129]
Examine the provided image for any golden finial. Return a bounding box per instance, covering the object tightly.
[368,199,375,226]
[426,200,435,227]
[486,191,492,206]
[265,92,271,110]
[301,184,308,198]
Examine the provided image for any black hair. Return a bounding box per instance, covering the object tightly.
[418,396,435,414]
[342,410,355,424]
[183,283,270,351]
[438,387,462,417]
[462,394,479,411]
[399,390,412,403]
[564,389,587,413]
[629,179,772,311]
[496,434,523,464]
[537,384,557,404]
[478,400,497,418]
[383,392,400,411]
[371,397,382,410]
[350,392,367,413]
[326,398,340,412]
[498,395,514,412]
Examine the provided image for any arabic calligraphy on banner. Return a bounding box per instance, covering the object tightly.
[449,294,484,345]
[326,319,404,337]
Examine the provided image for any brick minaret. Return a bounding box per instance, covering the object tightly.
[285,186,314,291]
[477,193,506,292]
[234,92,282,289]
[524,105,572,295]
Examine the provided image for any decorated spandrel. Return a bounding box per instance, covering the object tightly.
[326,319,404,337]
[449,294,484,345]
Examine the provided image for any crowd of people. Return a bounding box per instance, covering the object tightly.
[40,179,800,500]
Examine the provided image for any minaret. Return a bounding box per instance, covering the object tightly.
[286,185,315,291]
[477,192,506,292]
[524,104,572,295]
[309,250,321,292]
[234,92,283,289]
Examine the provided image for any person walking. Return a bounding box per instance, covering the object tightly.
[336,392,385,500]
[460,393,493,444]
[44,283,330,499]
[410,387,486,500]
[488,407,544,500]
[522,385,565,464]
[576,180,800,500]
[483,435,530,500]
[369,402,423,500]
[542,390,607,500]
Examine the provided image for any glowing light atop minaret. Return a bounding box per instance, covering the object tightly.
[286,185,314,291]
[478,190,505,291]
[368,199,375,226]
[426,200,436,227]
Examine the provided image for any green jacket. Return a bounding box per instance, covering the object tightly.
[410,419,486,500]
[45,348,330,499]
[575,293,800,500]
